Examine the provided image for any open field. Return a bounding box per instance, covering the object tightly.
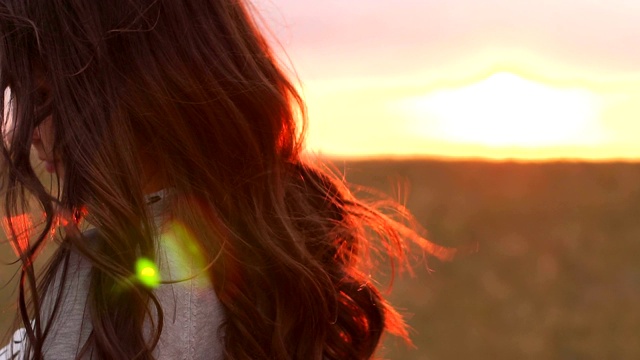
[337,160,640,360]
[2,159,640,359]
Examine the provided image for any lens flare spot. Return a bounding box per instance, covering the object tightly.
[141,267,156,277]
[136,257,161,288]
[160,220,209,289]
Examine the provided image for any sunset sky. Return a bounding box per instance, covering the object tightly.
[255,0,640,160]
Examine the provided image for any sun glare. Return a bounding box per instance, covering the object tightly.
[402,72,604,147]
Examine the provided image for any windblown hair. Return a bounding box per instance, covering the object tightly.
[0,1,446,359]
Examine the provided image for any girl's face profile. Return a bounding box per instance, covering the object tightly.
[32,116,62,177]
[30,75,63,178]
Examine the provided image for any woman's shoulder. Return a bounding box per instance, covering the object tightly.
[39,225,225,359]
[152,222,225,359]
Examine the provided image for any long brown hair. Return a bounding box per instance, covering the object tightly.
[0,1,450,359]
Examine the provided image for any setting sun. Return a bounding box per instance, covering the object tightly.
[271,0,640,160]
[399,72,605,147]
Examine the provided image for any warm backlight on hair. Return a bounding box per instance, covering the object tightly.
[1,214,33,257]
[403,72,604,147]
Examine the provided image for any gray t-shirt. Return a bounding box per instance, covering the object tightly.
[1,192,225,359]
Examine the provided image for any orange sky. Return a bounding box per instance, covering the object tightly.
[256,0,640,160]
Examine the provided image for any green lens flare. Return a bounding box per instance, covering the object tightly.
[136,257,160,288]
[161,221,208,288]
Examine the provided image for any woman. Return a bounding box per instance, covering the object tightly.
[0,1,451,359]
